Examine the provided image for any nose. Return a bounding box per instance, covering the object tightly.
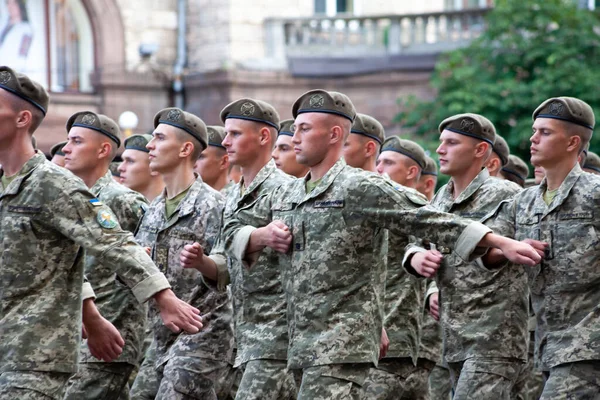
[146,138,155,151]
[62,142,72,154]
[222,133,231,148]
[117,162,125,173]
[436,143,445,155]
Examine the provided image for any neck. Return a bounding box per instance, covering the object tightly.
[209,172,229,192]
[309,147,342,181]
[543,157,577,191]
[451,165,483,199]
[360,157,377,173]
[161,162,196,199]
[141,178,166,202]
[240,151,272,187]
[425,190,434,201]
[0,133,36,176]
[78,164,109,189]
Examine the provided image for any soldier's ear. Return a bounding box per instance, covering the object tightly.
[330,124,344,145]
[566,134,581,154]
[364,140,377,157]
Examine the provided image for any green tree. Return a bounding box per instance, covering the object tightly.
[397,0,600,175]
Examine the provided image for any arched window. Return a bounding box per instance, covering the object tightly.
[0,0,94,92]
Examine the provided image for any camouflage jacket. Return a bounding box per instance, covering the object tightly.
[418,281,444,365]
[223,159,491,369]
[0,153,169,374]
[221,160,293,366]
[79,171,149,365]
[135,178,234,366]
[406,169,528,363]
[484,163,600,369]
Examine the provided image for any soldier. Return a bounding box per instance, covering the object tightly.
[0,66,202,399]
[59,111,150,400]
[272,119,309,178]
[582,150,600,175]
[49,140,67,166]
[194,125,232,193]
[221,89,540,399]
[364,136,434,400]
[405,113,530,399]
[499,154,530,188]
[342,112,384,171]
[485,134,510,177]
[484,97,600,399]
[182,99,297,400]
[118,134,165,202]
[130,107,234,400]
[416,156,438,201]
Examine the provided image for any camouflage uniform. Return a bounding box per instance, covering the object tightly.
[131,178,234,400]
[511,305,545,400]
[219,160,297,400]
[361,186,434,400]
[0,153,170,399]
[64,171,149,400]
[405,168,527,399]
[484,163,600,399]
[223,159,492,397]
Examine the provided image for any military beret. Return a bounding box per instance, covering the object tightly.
[292,89,356,122]
[380,136,427,169]
[154,107,208,150]
[124,134,152,153]
[67,111,122,147]
[533,97,595,130]
[207,125,226,149]
[278,119,294,137]
[0,66,49,115]
[492,135,510,166]
[220,98,280,130]
[351,113,385,144]
[439,113,496,146]
[502,155,529,184]
[50,140,67,157]
[583,151,600,174]
[109,162,121,177]
[422,156,438,177]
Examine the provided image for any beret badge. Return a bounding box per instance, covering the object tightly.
[460,118,475,133]
[81,114,96,125]
[548,102,564,116]
[167,109,182,122]
[240,102,255,116]
[309,94,324,108]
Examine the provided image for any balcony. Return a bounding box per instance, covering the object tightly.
[264,8,490,77]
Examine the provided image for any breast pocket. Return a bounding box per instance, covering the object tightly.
[515,214,544,294]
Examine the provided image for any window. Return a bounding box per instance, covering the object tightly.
[315,0,354,16]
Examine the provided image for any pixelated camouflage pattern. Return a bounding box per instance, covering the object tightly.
[0,370,71,399]
[134,178,234,369]
[79,171,149,366]
[540,361,600,399]
[360,358,433,400]
[421,169,528,364]
[448,357,522,400]
[428,364,452,400]
[223,159,491,369]
[484,163,600,369]
[418,281,443,365]
[297,363,370,400]
[0,153,168,374]
[64,362,134,400]
[222,160,293,366]
[235,359,298,400]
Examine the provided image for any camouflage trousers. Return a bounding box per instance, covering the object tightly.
[448,357,522,400]
[0,371,72,400]
[235,359,297,400]
[130,346,230,400]
[297,363,370,400]
[511,355,545,400]
[360,357,435,400]
[428,364,453,400]
[63,362,134,400]
[540,361,600,400]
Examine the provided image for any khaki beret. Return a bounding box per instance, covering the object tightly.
[124,134,152,153]
[380,136,427,169]
[292,89,356,122]
[502,155,529,185]
[207,125,226,149]
[533,97,595,130]
[583,151,600,174]
[220,98,280,130]
[67,111,122,147]
[422,156,438,177]
[492,135,510,166]
[278,119,294,137]
[0,66,49,115]
[154,107,208,150]
[439,113,496,146]
[50,140,67,157]
[351,113,385,144]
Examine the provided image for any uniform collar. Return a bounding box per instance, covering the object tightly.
[301,158,346,202]
[446,168,490,205]
[0,152,45,198]
[89,170,114,196]
[537,162,583,216]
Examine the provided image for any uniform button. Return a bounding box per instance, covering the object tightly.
[295,244,301,250]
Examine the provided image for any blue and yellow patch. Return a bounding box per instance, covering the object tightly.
[97,208,118,229]
[90,198,104,207]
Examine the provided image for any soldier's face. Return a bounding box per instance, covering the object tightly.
[63,127,110,176]
[147,124,185,173]
[223,119,263,167]
[118,149,154,192]
[436,130,478,176]
[342,133,368,169]
[376,151,411,185]
[194,146,228,186]
[272,134,308,178]
[530,118,571,167]
[292,113,332,166]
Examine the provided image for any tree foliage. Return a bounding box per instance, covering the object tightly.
[396,0,600,171]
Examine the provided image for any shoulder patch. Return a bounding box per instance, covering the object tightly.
[89,198,104,207]
[97,208,119,229]
[405,190,428,206]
